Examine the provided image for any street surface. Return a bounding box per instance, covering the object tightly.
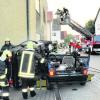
[8,55,100,100]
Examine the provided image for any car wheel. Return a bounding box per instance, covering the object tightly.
[80,82,86,86]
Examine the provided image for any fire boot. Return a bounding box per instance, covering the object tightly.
[2,96,9,100]
[30,88,36,97]
[30,90,36,97]
[22,89,28,99]
[8,79,13,87]
[2,92,9,100]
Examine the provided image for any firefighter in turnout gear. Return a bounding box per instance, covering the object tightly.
[1,38,14,51]
[52,41,58,52]
[18,41,45,99]
[1,38,14,87]
[0,50,11,100]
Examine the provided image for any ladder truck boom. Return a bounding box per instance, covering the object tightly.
[56,8,93,38]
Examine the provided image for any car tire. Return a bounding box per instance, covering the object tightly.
[80,82,86,86]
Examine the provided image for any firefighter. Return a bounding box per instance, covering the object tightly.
[18,41,45,99]
[69,40,74,53]
[1,38,14,51]
[2,50,13,88]
[11,52,20,89]
[75,41,82,52]
[52,41,58,52]
[63,7,69,17]
[1,38,14,87]
[0,50,10,100]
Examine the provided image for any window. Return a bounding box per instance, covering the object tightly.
[52,33,56,36]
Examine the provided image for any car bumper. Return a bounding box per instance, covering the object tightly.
[48,74,88,83]
[93,48,100,52]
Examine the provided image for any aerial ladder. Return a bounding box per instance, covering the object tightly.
[56,8,93,39]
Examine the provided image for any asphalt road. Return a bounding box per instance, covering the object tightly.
[6,55,100,100]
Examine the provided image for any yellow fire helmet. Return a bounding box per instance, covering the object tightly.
[26,41,37,49]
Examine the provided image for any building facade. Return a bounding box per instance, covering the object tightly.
[51,18,61,41]
[0,0,48,47]
[47,11,53,40]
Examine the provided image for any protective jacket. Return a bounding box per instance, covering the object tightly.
[1,43,14,51]
[0,60,6,75]
[18,49,44,78]
[0,60,8,88]
[0,50,10,100]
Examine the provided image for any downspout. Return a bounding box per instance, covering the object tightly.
[26,0,29,40]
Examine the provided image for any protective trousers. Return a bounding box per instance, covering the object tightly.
[0,76,9,100]
[6,61,13,87]
[21,78,36,99]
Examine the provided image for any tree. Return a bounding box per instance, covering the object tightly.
[64,34,74,43]
[85,20,95,34]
